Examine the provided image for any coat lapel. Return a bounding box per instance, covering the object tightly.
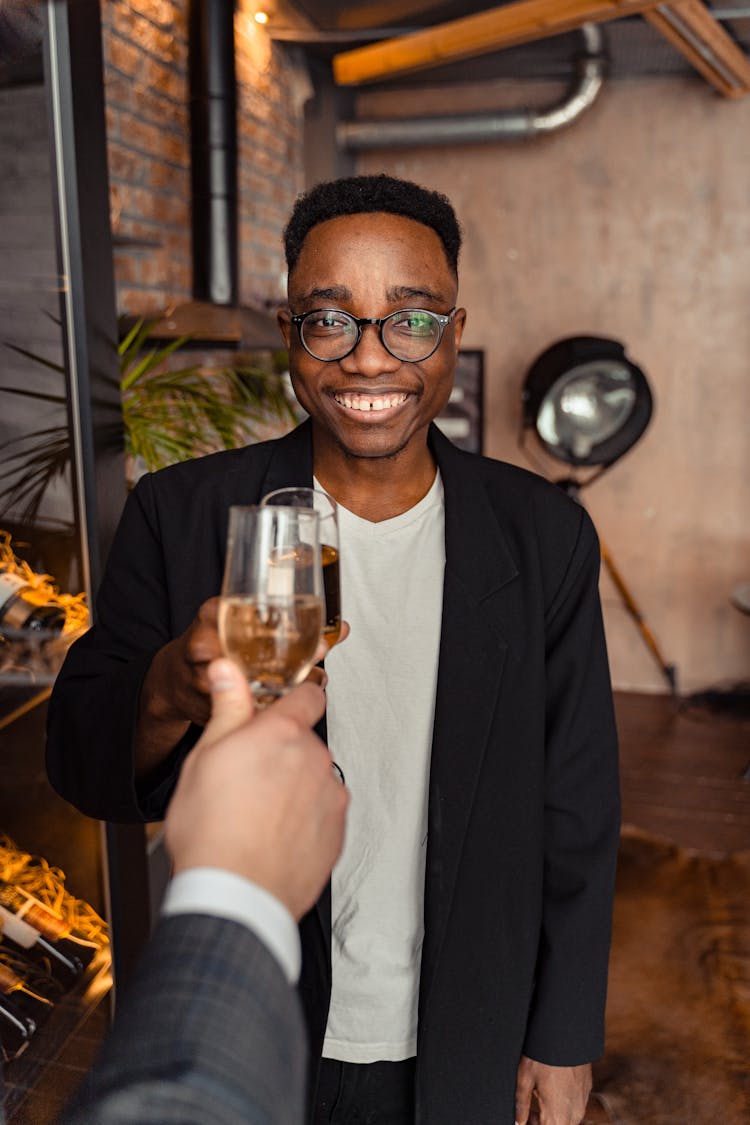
[260,417,315,494]
[212,420,314,567]
[420,426,520,1006]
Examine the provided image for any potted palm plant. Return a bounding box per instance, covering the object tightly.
[0,317,297,523]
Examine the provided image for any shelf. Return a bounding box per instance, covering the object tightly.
[0,626,86,731]
[0,686,51,733]
[2,952,112,1123]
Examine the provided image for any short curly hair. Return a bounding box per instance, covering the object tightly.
[283,174,462,277]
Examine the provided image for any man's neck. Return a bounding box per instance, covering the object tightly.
[312,432,437,522]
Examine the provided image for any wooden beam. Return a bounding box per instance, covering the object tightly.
[645,1,750,98]
[332,0,665,85]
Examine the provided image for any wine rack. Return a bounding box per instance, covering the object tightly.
[0,3,152,1120]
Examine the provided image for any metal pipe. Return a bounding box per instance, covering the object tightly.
[188,0,238,306]
[337,23,606,150]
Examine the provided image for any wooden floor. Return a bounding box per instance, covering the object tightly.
[614,690,750,854]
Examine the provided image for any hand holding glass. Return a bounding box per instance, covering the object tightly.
[219,505,324,707]
[261,487,341,651]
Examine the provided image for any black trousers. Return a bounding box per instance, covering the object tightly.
[312,1058,416,1125]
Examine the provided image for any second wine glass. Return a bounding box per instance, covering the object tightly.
[261,487,341,652]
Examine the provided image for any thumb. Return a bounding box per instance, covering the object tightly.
[198,658,255,748]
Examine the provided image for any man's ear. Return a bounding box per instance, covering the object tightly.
[452,307,467,355]
[277,307,292,349]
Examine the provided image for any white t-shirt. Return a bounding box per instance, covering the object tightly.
[322,472,445,1063]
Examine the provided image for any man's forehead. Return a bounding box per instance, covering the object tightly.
[303,211,443,249]
[290,212,454,281]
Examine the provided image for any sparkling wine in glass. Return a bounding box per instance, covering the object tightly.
[219,505,324,707]
[261,487,341,651]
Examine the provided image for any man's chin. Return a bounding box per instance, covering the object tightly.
[334,433,413,463]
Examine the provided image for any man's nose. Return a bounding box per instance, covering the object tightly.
[338,323,401,377]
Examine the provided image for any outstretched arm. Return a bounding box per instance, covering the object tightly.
[64,661,348,1125]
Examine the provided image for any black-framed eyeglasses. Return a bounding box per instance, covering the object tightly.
[290,307,457,363]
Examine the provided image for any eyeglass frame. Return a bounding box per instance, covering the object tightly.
[289,307,458,363]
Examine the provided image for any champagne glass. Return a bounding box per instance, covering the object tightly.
[261,487,341,652]
[219,505,324,708]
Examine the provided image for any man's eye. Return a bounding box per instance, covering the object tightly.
[393,312,435,336]
[307,313,352,333]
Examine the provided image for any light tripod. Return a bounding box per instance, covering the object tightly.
[520,335,678,697]
[555,477,678,696]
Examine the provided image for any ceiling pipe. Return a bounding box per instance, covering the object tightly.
[189,0,238,307]
[337,23,606,150]
[145,0,280,348]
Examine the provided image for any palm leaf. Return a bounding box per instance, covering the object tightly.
[4,341,65,375]
[0,387,66,404]
[2,316,296,517]
[0,425,70,524]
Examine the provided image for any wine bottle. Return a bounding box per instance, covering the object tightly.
[0,882,98,967]
[0,957,54,1025]
[0,992,36,1062]
[0,904,83,986]
[0,567,66,633]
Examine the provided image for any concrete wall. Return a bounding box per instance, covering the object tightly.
[354,76,750,694]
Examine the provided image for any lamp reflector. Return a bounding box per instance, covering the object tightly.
[523,336,653,468]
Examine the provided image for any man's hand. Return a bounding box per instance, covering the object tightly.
[135,601,349,778]
[515,1056,592,1125]
[165,657,349,920]
[142,596,224,730]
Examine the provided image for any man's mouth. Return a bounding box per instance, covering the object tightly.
[333,391,409,413]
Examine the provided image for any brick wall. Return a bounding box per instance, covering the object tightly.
[101,0,309,318]
[235,5,311,307]
[102,0,191,315]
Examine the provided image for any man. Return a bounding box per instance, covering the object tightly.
[47,174,620,1125]
[59,659,348,1124]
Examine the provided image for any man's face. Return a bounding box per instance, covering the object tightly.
[278,212,466,462]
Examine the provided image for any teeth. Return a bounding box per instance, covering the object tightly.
[334,392,408,412]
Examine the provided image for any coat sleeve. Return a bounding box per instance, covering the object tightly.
[61,914,307,1125]
[45,475,199,822]
[523,508,621,1064]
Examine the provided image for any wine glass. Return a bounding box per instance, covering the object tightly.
[219,505,324,708]
[261,487,341,652]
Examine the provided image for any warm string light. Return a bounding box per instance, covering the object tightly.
[254,10,269,24]
[0,834,109,946]
[0,530,88,634]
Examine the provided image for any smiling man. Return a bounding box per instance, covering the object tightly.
[47,175,620,1125]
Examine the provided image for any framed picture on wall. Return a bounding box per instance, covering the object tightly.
[435,349,484,454]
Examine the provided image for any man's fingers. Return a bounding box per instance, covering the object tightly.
[337,620,350,644]
[515,1103,531,1125]
[305,664,328,689]
[199,659,255,747]
[262,680,327,729]
[515,1058,534,1125]
[197,595,221,626]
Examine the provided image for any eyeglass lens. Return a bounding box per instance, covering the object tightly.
[300,310,445,362]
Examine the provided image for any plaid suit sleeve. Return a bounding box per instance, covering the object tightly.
[61,913,307,1125]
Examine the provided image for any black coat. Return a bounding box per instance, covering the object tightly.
[47,421,620,1125]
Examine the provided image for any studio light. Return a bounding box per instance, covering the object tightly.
[521,335,653,475]
[519,335,676,695]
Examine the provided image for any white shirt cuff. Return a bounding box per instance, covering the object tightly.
[161,867,301,985]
